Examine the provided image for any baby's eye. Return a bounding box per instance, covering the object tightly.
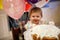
[36,16,39,18]
[32,16,35,17]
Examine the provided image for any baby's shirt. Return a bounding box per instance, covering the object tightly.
[24,21,36,30]
[24,20,44,30]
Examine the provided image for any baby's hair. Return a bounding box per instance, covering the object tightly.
[29,7,42,17]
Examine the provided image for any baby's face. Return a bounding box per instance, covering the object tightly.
[30,12,42,24]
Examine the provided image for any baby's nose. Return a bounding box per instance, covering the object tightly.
[34,17,38,19]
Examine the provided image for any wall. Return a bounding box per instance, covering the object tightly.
[0,10,10,39]
[41,1,60,27]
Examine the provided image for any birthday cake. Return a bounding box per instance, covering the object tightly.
[24,25,60,40]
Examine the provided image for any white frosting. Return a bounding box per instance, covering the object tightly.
[24,24,60,40]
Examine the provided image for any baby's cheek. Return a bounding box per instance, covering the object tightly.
[37,17,41,20]
[30,17,34,20]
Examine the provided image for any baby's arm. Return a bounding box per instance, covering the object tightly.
[24,21,31,30]
[24,26,28,30]
[24,22,29,30]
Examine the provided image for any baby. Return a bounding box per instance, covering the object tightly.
[24,7,43,30]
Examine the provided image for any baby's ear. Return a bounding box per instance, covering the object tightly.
[31,34,38,40]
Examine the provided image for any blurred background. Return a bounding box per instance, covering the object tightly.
[0,0,60,40]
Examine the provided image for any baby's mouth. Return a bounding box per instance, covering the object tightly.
[34,20,38,22]
[33,20,39,24]
[34,20,39,22]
